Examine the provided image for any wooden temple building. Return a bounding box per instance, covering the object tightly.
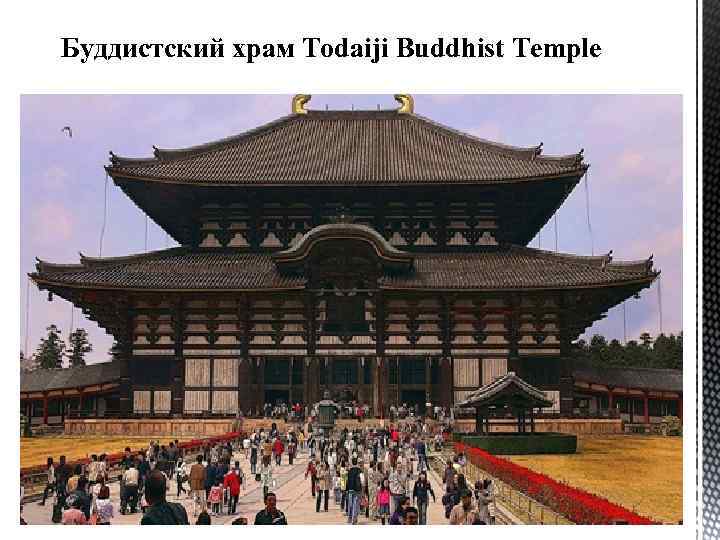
[27,94,667,424]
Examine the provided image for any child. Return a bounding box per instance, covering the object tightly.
[209,479,223,515]
[376,478,391,525]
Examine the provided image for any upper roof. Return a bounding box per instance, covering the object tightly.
[20,360,126,394]
[107,109,587,186]
[456,371,553,408]
[32,243,656,292]
[573,359,682,392]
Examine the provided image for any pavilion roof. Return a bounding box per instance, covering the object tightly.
[106,109,587,187]
[31,244,656,292]
[20,360,126,394]
[456,372,553,409]
[573,359,682,393]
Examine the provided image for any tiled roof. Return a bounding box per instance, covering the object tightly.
[107,109,586,186]
[20,360,126,394]
[573,359,682,392]
[456,372,553,408]
[32,244,656,292]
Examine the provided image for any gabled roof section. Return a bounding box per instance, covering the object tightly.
[106,108,587,186]
[456,372,553,408]
[273,223,414,273]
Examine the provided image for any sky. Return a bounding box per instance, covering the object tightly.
[19,94,683,364]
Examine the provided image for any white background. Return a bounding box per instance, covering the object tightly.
[3,0,699,537]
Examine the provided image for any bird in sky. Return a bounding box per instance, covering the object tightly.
[61,126,72,138]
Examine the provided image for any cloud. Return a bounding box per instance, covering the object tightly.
[29,202,75,245]
[42,165,70,190]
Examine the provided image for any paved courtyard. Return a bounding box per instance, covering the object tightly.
[22,449,449,525]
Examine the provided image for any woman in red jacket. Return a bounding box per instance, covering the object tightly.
[223,462,242,515]
[272,438,285,466]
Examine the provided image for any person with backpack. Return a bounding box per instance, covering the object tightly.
[140,470,189,525]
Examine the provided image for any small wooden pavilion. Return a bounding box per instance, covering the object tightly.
[457,372,553,434]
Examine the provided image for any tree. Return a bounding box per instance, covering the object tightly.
[35,324,65,369]
[639,332,653,349]
[66,328,92,367]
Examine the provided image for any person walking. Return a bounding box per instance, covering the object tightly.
[250,441,259,475]
[175,457,188,498]
[223,462,241,515]
[272,437,285,466]
[260,463,274,500]
[262,439,273,468]
[305,459,318,498]
[346,458,363,524]
[412,471,436,525]
[121,461,140,514]
[140,470,189,524]
[254,492,287,525]
[376,478,391,525]
[287,438,297,465]
[368,462,382,520]
[448,490,478,525]
[189,454,207,517]
[315,463,331,512]
[91,485,114,524]
[389,464,408,515]
[38,457,55,506]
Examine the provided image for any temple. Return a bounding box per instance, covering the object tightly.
[28,94,664,425]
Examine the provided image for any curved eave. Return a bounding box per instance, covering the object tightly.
[30,277,307,294]
[106,166,588,188]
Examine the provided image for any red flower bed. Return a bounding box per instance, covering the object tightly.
[455,442,657,525]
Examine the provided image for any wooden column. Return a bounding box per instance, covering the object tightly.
[78,390,84,415]
[608,387,614,411]
[42,393,48,425]
[172,300,185,415]
[425,356,431,410]
[288,357,294,405]
[375,293,386,417]
[557,295,574,416]
[678,396,683,422]
[643,391,649,424]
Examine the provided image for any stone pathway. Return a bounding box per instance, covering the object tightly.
[23,450,453,525]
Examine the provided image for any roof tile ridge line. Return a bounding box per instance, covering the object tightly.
[107,113,300,167]
[77,246,188,268]
[508,243,612,268]
[409,112,585,165]
[33,258,85,274]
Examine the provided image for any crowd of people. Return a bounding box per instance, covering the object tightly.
[22,407,496,526]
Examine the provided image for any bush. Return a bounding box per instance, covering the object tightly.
[458,433,577,455]
[660,416,682,436]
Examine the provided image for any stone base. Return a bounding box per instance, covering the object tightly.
[64,418,239,437]
[454,418,623,435]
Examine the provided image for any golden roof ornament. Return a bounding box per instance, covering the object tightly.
[292,94,311,114]
[394,94,414,114]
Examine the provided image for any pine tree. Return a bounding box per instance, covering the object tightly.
[35,324,65,369]
[66,328,92,367]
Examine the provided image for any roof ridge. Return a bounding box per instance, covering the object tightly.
[79,246,189,268]
[107,113,300,168]
[409,113,586,166]
[509,244,655,274]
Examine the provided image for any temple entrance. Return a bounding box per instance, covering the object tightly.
[401,390,426,414]
[264,389,289,406]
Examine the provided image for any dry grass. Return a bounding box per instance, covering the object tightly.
[504,434,683,524]
[20,436,186,469]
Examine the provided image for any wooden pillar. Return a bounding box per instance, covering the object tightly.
[678,395,683,422]
[289,357,294,405]
[425,356,431,411]
[78,390,84,415]
[95,394,100,418]
[172,299,185,416]
[643,391,649,424]
[42,393,49,425]
[608,387,614,411]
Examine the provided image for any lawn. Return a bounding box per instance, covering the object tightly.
[20,436,186,469]
[504,434,682,524]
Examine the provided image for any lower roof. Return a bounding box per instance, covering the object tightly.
[32,244,656,292]
[573,359,682,393]
[20,360,126,394]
